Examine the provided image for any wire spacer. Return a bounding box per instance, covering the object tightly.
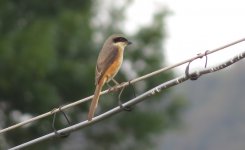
[51,106,71,138]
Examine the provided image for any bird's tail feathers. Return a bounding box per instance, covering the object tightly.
[87,82,103,121]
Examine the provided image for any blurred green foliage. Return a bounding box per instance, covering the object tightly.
[0,0,184,149]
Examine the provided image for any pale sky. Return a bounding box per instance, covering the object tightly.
[126,0,245,72]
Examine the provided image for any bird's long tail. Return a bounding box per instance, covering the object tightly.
[88,82,103,121]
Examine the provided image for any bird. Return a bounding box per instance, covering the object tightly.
[87,34,132,121]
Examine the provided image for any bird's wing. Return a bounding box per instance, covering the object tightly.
[95,46,118,85]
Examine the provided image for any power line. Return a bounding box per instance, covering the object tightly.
[9,49,245,150]
[1,37,244,135]
[0,37,243,149]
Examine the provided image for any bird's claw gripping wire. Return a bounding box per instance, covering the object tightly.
[51,106,71,138]
[106,79,121,93]
[185,50,209,80]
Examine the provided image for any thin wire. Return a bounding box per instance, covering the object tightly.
[131,38,245,84]
[9,50,245,150]
[1,37,245,134]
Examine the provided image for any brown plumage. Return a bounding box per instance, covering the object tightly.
[87,34,132,121]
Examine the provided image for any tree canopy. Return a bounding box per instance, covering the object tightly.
[0,1,184,149]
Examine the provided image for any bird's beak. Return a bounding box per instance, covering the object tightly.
[127,41,132,45]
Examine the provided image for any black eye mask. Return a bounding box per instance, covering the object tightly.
[113,37,128,43]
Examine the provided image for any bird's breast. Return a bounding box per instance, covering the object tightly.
[105,48,124,82]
